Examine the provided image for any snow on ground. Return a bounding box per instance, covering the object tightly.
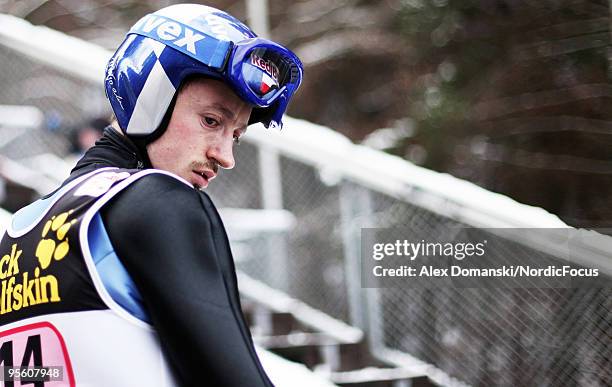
[257,346,337,387]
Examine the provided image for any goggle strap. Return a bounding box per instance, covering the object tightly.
[128,14,231,69]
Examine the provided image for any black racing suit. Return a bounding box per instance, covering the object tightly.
[61,128,274,386]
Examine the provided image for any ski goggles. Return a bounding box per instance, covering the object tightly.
[129,15,303,127]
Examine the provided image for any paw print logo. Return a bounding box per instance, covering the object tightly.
[35,210,76,270]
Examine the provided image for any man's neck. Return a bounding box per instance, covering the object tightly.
[67,126,148,182]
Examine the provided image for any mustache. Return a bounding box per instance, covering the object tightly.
[191,160,219,174]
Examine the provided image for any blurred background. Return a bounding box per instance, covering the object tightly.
[0,1,611,387]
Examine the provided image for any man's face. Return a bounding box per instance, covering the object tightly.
[147,78,251,189]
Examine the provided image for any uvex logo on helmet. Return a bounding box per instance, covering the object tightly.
[132,15,205,55]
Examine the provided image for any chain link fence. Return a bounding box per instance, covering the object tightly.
[358,196,612,386]
[0,45,71,159]
[1,15,611,387]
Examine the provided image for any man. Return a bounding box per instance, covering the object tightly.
[0,4,302,387]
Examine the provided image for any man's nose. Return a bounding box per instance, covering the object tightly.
[208,136,235,170]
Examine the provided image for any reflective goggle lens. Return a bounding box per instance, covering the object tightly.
[240,47,299,104]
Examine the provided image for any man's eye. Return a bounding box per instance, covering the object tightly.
[233,134,241,145]
[203,117,219,127]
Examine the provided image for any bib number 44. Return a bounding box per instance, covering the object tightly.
[0,323,74,387]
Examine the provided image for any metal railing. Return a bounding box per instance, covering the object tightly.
[1,14,611,387]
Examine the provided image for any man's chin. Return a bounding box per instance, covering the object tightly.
[190,171,210,189]
[193,182,209,191]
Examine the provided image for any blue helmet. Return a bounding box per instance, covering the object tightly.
[104,4,303,138]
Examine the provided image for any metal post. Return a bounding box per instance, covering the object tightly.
[246,0,270,38]
[259,147,283,209]
[339,182,373,331]
[257,145,289,291]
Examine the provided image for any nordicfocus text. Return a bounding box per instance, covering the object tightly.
[372,265,599,278]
